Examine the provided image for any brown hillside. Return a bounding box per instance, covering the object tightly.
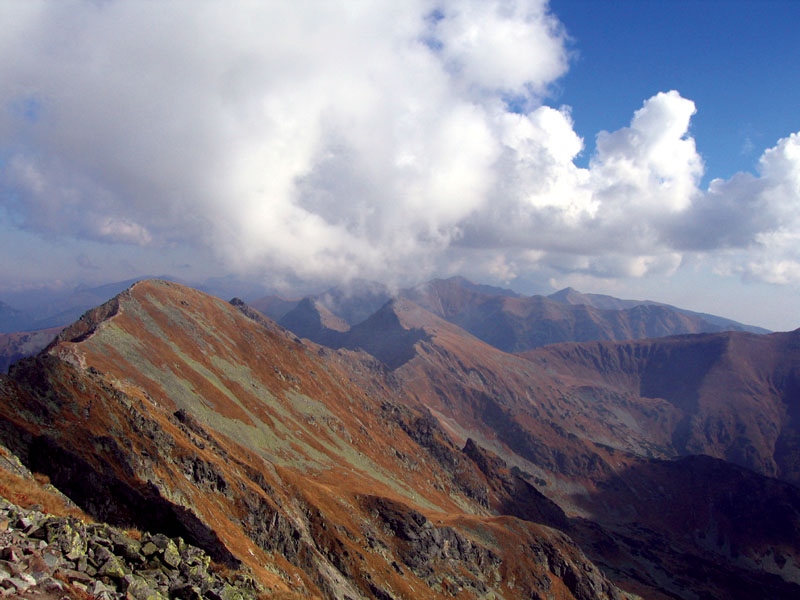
[0,280,625,600]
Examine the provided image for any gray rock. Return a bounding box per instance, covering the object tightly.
[98,554,127,579]
[58,568,94,585]
[0,546,22,562]
[38,576,65,592]
[1,576,31,591]
[42,550,61,569]
[141,541,159,556]
[90,580,116,596]
[171,583,203,600]
[162,540,181,568]
[93,544,113,565]
[75,554,88,572]
[126,575,167,600]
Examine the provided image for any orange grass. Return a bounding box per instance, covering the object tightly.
[0,470,89,520]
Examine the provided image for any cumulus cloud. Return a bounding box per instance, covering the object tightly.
[0,1,799,289]
[689,132,800,284]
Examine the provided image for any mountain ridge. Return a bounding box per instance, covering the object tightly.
[0,279,631,599]
[547,286,770,334]
[1,279,798,599]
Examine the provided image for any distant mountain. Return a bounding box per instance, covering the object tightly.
[0,300,34,333]
[251,276,771,354]
[380,299,800,598]
[438,275,520,299]
[0,276,169,332]
[394,277,766,353]
[336,298,437,368]
[521,329,800,483]
[0,326,63,373]
[315,279,393,325]
[547,287,641,310]
[249,294,302,321]
[548,286,769,334]
[278,297,349,347]
[253,279,392,328]
[194,274,272,303]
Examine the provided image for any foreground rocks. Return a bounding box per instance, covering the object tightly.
[0,497,261,600]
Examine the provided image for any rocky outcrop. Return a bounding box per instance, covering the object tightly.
[0,497,260,600]
[362,495,500,581]
[462,438,569,531]
[361,495,626,600]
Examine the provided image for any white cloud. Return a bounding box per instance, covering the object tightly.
[704,133,800,285]
[590,91,702,215]
[432,0,568,95]
[1,1,799,290]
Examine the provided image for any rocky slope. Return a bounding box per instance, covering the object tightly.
[0,497,261,600]
[340,296,800,598]
[521,331,800,483]
[0,280,629,600]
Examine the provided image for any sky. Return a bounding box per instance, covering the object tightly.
[1,0,799,330]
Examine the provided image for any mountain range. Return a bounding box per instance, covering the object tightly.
[1,275,766,375]
[259,276,766,353]
[0,278,796,599]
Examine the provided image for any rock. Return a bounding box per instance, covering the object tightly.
[75,554,89,572]
[1,576,32,592]
[179,560,211,586]
[58,568,94,585]
[42,551,61,569]
[141,541,159,556]
[111,533,144,564]
[137,568,170,589]
[0,496,258,600]
[125,575,167,600]
[93,544,114,565]
[0,546,22,562]
[38,576,64,592]
[56,523,87,561]
[90,580,116,596]
[208,584,246,600]
[171,583,203,600]
[25,553,51,579]
[99,554,128,579]
[147,534,171,551]
[162,540,181,568]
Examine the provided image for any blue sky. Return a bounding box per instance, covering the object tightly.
[550,0,800,182]
[0,1,798,330]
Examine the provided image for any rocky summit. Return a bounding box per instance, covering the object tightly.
[0,279,798,599]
